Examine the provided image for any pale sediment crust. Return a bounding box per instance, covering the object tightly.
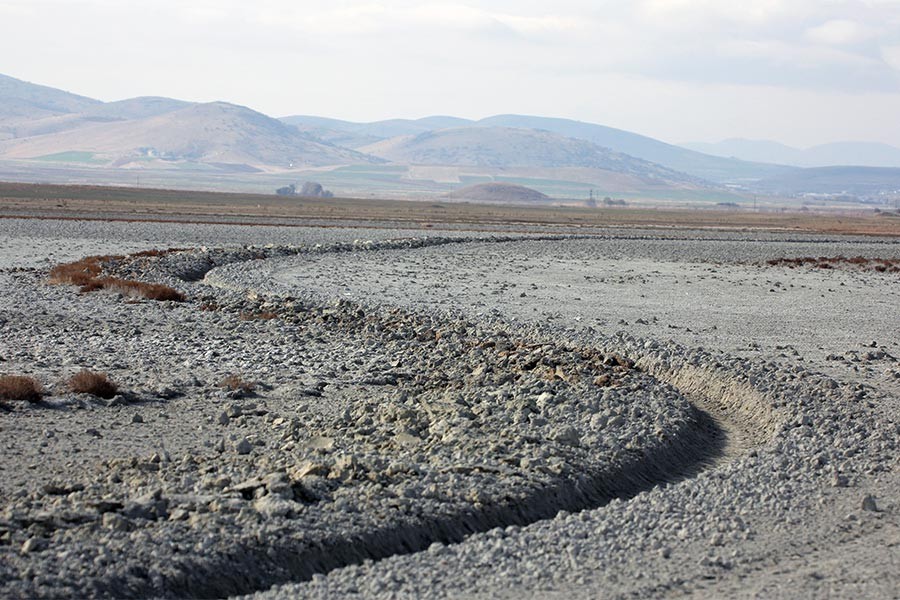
[0,235,896,599]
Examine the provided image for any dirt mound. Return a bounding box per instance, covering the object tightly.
[446,182,550,205]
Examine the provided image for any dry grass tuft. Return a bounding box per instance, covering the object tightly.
[0,375,43,403]
[239,311,278,321]
[67,370,118,399]
[219,374,255,393]
[766,255,900,273]
[49,254,186,302]
[48,255,111,286]
[129,247,189,258]
[103,279,186,302]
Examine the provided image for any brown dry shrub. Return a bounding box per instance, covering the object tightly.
[239,311,278,321]
[0,375,43,403]
[129,248,188,258]
[67,370,118,399]
[219,375,255,393]
[49,254,186,302]
[48,256,111,286]
[767,255,900,273]
[103,279,186,302]
[78,279,107,293]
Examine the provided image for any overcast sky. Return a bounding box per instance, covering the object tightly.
[2,0,900,146]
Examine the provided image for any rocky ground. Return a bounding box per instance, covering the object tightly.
[0,218,897,599]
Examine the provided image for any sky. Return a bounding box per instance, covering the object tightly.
[2,0,900,147]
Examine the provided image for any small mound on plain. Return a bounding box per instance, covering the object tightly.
[446,182,550,205]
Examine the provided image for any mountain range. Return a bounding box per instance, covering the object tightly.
[682,139,900,169]
[1,72,899,201]
[283,113,792,182]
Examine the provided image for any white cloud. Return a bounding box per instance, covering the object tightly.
[638,0,811,27]
[806,19,877,45]
[248,2,586,39]
[882,44,900,69]
[2,0,900,145]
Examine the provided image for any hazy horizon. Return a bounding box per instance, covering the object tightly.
[2,0,900,148]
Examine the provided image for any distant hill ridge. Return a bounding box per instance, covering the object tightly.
[0,73,785,181]
[4,72,900,197]
[0,73,100,122]
[0,101,380,168]
[360,126,702,185]
[282,113,793,182]
[681,138,900,169]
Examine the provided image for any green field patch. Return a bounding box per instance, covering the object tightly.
[334,164,408,173]
[173,162,219,171]
[616,189,746,203]
[32,151,106,165]
[458,175,494,185]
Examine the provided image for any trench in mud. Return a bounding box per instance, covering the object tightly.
[146,366,743,600]
[104,242,780,599]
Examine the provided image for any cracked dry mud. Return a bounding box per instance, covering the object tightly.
[0,219,897,599]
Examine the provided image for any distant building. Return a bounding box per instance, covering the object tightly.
[275,182,334,198]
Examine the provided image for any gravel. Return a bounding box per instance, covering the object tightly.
[0,218,897,599]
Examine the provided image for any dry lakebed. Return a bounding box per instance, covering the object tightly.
[0,217,897,599]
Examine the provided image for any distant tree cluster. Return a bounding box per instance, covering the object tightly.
[275,181,334,198]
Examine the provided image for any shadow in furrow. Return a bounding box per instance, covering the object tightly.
[125,405,726,599]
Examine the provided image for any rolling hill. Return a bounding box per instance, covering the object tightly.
[472,115,792,183]
[445,182,551,204]
[281,115,473,140]
[754,166,900,195]
[6,72,896,202]
[360,127,703,185]
[282,112,792,183]
[0,73,101,123]
[281,115,476,151]
[0,101,377,169]
[682,139,900,169]
[3,97,194,140]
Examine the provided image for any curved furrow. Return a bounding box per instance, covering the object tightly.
[0,239,795,600]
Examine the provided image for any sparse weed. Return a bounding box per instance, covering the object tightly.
[129,248,188,258]
[219,374,255,393]
[766,256,900,273]
[103,279,186,302]
[48,255,109,286]
[0,375,43,403]
[67,370,118,399]
[49,254,185,302]
[239,311,278,321]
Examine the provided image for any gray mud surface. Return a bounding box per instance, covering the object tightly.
[0,219,897,599]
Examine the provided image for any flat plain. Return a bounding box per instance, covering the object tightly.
[0,184,897,599]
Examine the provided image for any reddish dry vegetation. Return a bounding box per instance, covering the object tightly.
[67,370,118,399]
[0,375,43,403]
[239,310,278,321]
[766,256,900,273]
[49,253,186,301]
[219,374,255,393]
[129,248,189,258]
[48,255,110,287]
